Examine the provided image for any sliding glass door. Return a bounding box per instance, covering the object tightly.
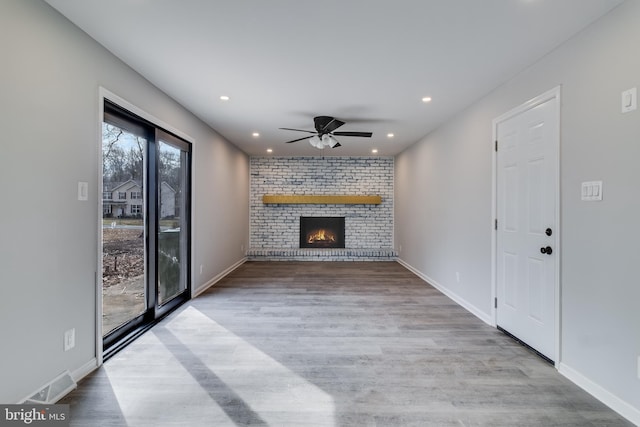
[156,135,190,308]
[102,101,191,354]
[101,120,148,337]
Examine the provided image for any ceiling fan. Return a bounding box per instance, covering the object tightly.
[280,116,373,149]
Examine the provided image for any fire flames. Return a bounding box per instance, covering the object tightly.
[307,229,336,244]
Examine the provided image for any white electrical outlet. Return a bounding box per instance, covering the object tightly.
[200,264,203,275]
[64,328,75,351]
[456,272,460,283]
[637,356,640,380]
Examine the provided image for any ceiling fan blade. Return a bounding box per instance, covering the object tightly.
[279,127,316,134]
[285,136,313,144]
[331,142,342,148]
[332,131,372,138]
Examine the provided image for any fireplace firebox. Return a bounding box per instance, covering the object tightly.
[299,217,345,248]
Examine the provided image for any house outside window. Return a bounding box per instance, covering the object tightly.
[103,192,113,200]
[130,191,142,199]
[131,205,142,215]
[118,192,127,200]
[103,205,112,215]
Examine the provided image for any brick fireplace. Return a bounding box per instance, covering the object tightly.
[248,156,396,261]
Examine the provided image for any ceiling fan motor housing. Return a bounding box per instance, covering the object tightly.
[314,116,344,134]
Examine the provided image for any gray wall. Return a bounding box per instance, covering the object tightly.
[0,0,249,403]
[395,0,639,418]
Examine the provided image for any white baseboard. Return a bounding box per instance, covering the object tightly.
[559,363,640,426]
[71,358,98,384]
[193,257,247,298]
[397,258,493,326]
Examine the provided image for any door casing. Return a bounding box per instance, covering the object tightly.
[491,86,561,366]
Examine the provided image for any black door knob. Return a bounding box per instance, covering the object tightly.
[540,246,553,255]
[545,228,552,236]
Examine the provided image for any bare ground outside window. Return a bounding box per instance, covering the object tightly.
[102,224,145,335]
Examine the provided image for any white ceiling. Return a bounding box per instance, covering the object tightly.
[45,0,622,157]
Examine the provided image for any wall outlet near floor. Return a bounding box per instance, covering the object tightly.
[456,272,460,283]
[200,264,203,275]
[637,356,640,379]
[64,328,75,352]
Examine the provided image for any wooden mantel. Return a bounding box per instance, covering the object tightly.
[262,194,382,205]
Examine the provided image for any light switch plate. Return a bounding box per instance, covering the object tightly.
[78,182,88,201]
[581,181,603,201]
[622,88,637,113]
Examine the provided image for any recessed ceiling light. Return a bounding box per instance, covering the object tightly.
[220,95,230,101]
[422,96,432,103]
[252,132,260,137]
[372,149,378,154]
[387,133,394,138]
[266,148,273,153]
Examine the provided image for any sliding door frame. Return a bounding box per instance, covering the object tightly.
[97,88,194,365]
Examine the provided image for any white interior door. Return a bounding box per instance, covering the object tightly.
[495,89,559,361]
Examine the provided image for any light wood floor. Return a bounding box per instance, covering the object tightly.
[60,262,632,426]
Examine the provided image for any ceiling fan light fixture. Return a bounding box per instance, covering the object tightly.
[328,136,340,148]
[309,135,322,148]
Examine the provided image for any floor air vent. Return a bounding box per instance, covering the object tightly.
[23,370,76,404]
